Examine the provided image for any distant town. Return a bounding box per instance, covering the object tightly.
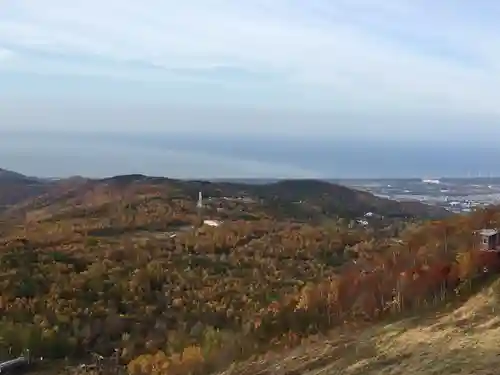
[339,178,500,213]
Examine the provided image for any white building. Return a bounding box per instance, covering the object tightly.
[203,219,222,227]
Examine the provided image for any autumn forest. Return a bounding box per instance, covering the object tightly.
[0,171,498,375]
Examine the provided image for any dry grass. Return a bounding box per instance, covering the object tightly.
[219,279,500,375]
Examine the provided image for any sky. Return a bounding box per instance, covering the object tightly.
[1,1,500,177]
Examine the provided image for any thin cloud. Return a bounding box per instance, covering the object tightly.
[0,48,14,61]
[0,1,500,116]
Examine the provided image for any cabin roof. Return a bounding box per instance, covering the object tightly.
[478,229,499,237]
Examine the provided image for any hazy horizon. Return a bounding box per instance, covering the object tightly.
[1,131,500,180]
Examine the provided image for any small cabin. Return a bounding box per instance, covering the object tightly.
[478,229,500,252]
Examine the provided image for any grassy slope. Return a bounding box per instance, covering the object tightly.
[218,277,500,375]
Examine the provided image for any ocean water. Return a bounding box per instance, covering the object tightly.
[0,131,499,179]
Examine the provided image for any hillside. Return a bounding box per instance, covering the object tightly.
[0,168,32,182]
[246,179,450,220]
[0,168,54,211]
[0,173,450,223]
[217,276,500,375]
[0,171,488,375]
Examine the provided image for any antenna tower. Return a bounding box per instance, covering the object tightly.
[196,191,203,223]
[197,191,203,208]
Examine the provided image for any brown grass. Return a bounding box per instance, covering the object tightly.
[217,278,500,375]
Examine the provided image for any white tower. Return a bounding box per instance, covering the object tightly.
[196,191,203,225]
[197,191,203,208]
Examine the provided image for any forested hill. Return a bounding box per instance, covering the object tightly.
[243,179,450,220]
[0,168,52,211]
[0,169,494,375]
[0,171,450,222]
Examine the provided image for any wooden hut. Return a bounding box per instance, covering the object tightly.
[478,229,500,252]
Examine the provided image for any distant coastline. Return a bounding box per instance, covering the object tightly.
[1,132,500,179]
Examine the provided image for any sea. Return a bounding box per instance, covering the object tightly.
[1,131,499,180]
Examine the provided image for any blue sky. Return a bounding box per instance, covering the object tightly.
[1,1,500,140]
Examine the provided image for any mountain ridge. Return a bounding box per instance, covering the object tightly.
[0,170,451,221]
